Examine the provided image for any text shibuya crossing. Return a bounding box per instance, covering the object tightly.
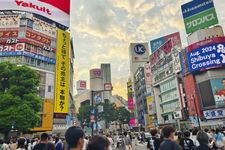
[186,37,225,72]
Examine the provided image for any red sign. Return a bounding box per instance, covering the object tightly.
[0,30,18,38]
[187,37,225,52]
[80,81,87,89]
[0,43,25,52]
[26,30,51,46]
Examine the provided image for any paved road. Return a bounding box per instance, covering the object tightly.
[112,142,147,150]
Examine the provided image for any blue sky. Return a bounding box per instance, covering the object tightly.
[70,0,225,98]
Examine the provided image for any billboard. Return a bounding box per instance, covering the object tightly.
[150,32,181,53]
[93,91,103,105]
[130,43,149,62]
[54,29,70,114]
[186,37,225,72]
[204,108,225,119]
[181,0,218,34]
[144,63,152,86]
[1,0,70,27]
[210,78,225,107]
[127,81,134,110]
[0,15,20,28]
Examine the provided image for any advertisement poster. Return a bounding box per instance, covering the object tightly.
[0,0,70,27]
[186,41,225,72]
[210,78,225,107]
[0,15,20,28]
[181,0,218,34]
[150,32,181,53]
[54,29,70,114]
[93,92,103,105]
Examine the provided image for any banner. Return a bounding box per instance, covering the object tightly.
[146,96,154,115]
[186,41,225,72]
[0,29,18,38]
[0,0,70,27]
[181,0,218,34]
[210,78,225,107]
[144,64,152,86]
[127,81,134,110]
[54,29,70,114]
[25,29,52,46]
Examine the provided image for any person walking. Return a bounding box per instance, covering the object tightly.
[123,132,132,150]
[214,128,224,150]
[33,133,49,150]
[179,131,195,150]
[194,131,211,150]
[87,135,110,150]
[17,138,26,150]
[65,126,85,150]
[146,129,161,150]
[159,126,181,150]
[55,137,63,150]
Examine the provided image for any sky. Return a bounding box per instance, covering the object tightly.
[70,0,225,99]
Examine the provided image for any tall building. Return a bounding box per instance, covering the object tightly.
[128,43,149,127]
[0,0,74,133]
[101,64,112,101]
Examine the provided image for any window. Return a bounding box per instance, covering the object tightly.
[48,86,51,92]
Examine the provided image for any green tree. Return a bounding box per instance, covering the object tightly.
[77,104,92,127]
[115,107,130,124]
[0,62,42,134]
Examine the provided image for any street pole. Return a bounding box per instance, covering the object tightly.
[192,95,201,130]
[91,91,94,137]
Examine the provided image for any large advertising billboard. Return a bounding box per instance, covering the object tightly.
[130,43,149,62]
[186,37,225,72]
[127,81,134,110]
[1,0,70,27]
[54,29,70,114]
[181,0,218,34]
[210,78,225,107]
[150,32,181,53]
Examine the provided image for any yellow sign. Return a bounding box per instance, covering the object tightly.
[54,29,70,114]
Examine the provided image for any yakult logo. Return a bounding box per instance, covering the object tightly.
[15,0,51,15]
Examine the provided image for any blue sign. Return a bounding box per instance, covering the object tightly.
[181,0,215,19]
[150,37,165,53]
[0,51,55,64]
[186,42,225,72]
[134,44,146,55]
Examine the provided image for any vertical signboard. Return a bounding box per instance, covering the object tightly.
[181,0,218,34]
[127,81,134,110]
[146,96,154,115]
[130,43,149,62]
[144,63,152,86]
[54,29,70,114]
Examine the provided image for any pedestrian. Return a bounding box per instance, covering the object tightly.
[65,126,85,150]
[17,138,26,150]
[194,131,211,150]
[82,137,88,150]
[147,129,161,150]
[0,139,3,150]
[123,132,132,150]
[33,133,49,150]
[55,136,63,150]
[106,134,113,150]
[87,135,110,150]
[191,128,199,147]
[214,128,224,150]
[179,131,195,150]
[44,143,55,150]
[159,126,180,150]
[2,139,10,150]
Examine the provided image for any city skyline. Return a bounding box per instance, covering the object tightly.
[71,0,225,99]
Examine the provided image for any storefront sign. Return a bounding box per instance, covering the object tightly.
[130,43,149,62]
[26,29,51,46]
[0,43,25,52]
[0,30,18,38]
[0,15,20,28]
[186,42,225,72]
[204,108,225,119]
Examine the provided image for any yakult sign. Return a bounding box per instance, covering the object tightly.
[186,37,225,72]
[1,0,70,27]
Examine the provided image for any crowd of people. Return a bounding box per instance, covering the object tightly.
[1,126,225,150]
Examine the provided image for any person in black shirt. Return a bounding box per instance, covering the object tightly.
[179,131,195,150]
[159,126,181,150]
[33,133,49,150]
[195,131,211,150]
[147,129,161,150]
